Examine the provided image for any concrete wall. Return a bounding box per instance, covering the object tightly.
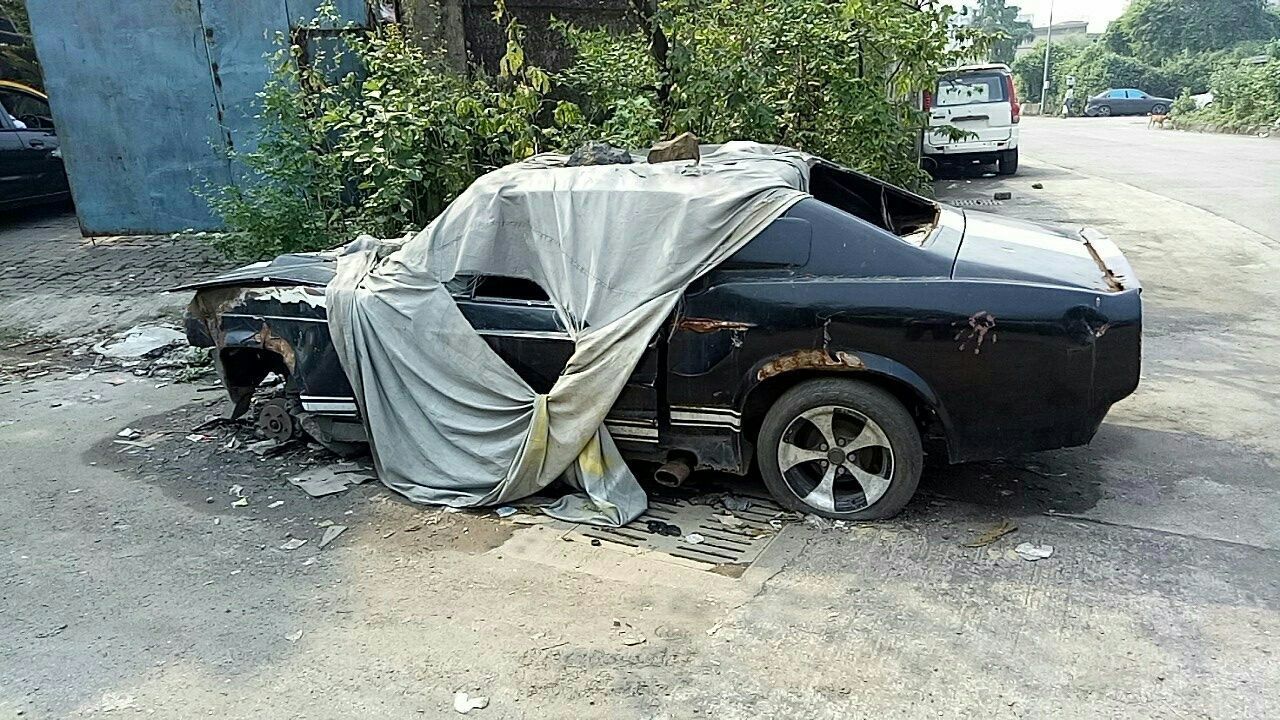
[26,0,368,235]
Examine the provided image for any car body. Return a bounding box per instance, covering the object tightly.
[179,160,1141,520]
[0,80,69,210]
[922,63,1020,175]
[1084,89,1174,117]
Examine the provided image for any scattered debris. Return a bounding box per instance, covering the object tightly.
[116,427,141,439]
[92,325,186,359]
[34,623,68,639]
[280,538,308,551]
[285,630,304,643]
[185,433,211,443]
[721,495,752,512]
[247,439,284,456]
[613,619,647,646]
[993,191,1013,201]
[318,524,348,549]
[963,519,1018,548]
[267,500,284,508]
[494,506,518,518]
[714,514,745,529]
[684,533,705,544]
[1023,463,1067,479]
[453,691,489,714]
[1014,542,1054,561]
[1031,182,1044,189]
[288,464,376,498]
[231,498,249,508]
[645,519,682,537]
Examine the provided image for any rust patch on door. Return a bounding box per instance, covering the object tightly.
[253,324,297,373]
[676,317,756,333]
[955,311,997,354]
[756,349,865,381]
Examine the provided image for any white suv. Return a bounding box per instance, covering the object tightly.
[922,64,1020,176]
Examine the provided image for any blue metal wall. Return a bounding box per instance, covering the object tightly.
[26,0,367,234]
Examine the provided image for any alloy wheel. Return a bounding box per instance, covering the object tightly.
[776,405,894,513]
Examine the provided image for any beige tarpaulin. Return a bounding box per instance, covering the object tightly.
[326,143,810,525]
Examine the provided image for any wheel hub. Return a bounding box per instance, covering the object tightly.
[777,405,895,514]
[256,399,296,444]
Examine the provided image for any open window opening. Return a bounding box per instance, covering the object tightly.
[810,162,939,245]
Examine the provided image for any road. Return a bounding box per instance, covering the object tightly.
[1018,115,1280,244]
[2,121,1279,719]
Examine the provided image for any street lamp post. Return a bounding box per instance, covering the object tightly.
[1041,0,1055,114]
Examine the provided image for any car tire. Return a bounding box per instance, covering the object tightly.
[1097,105,1112,117]
[757,378,923,521]
[1151,103,1168,115]
[997,149,1019,176]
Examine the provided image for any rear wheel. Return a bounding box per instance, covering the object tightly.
[997,148,1019,175]
[758,379,923,521]
[1097,105,1112,117]
[1151,103,1168,115]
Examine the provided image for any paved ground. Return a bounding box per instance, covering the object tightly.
[0,205,230,337]
[1017,115,1280,246]
[2,122,1278,719]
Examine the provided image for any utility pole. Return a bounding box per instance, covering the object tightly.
[1041,0,1055,114]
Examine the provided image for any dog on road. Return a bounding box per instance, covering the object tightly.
[1148,113,1170,129]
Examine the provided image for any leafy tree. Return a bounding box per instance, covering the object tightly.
[0,0,42,90]
[553,0,991,188]
[969,0,1033,65]
[1010,37,1090,102]
[1105,0,1280,63]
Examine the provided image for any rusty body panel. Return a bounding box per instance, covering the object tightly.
[181,164,1142,473]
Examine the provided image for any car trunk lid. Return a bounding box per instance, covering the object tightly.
[952,210,1139,293]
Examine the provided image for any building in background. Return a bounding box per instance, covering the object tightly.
[1015,19,1095,58]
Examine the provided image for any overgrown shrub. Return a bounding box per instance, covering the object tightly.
[204,2,555,260]
[1186,43,1280,129]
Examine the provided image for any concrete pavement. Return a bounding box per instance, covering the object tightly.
[1016,116,1280,246]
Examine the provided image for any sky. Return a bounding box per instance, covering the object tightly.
[949,0,1132,33]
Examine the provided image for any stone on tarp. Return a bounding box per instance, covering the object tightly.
[647,132,700,164]
[565,141,633,167]
[93,325,186,359]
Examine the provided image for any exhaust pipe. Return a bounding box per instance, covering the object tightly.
[654,457,692,488]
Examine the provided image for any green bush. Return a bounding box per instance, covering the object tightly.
[1188,44,1280,129]
[203,2,554,260]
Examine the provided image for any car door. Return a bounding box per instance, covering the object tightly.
[452,275,661,442]
[0,111,27,206]
[1126,90,1148,113]
[0,93,67,202]
[1106,89,1128,113]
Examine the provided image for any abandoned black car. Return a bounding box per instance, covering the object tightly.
[179,157,1140,521]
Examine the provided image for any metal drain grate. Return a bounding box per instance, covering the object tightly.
[572,494,788,574]
[947,199,1005,207]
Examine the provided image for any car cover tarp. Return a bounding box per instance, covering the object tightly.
[326,143,810,526]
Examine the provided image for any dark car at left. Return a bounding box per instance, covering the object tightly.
[0,80,69,211]
[178,160,1141,521]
